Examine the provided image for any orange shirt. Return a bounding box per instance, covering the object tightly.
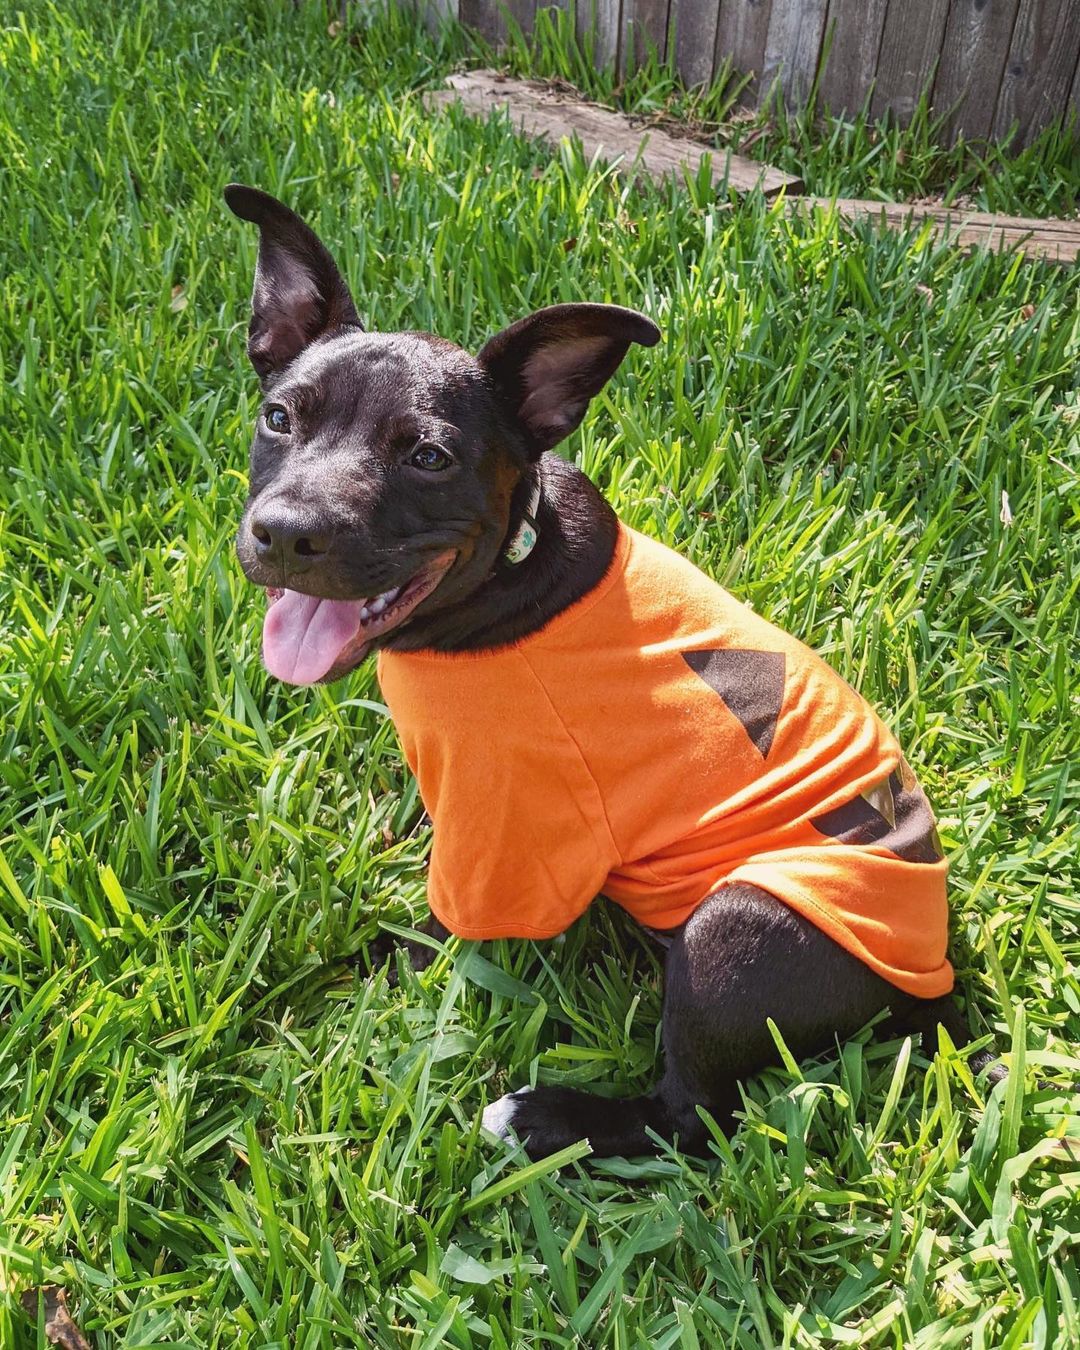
[378,525,952,999]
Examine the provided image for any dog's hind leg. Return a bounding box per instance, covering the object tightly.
[483,884,945,1159]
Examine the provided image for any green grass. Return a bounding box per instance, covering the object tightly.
[2,1,1079,1345]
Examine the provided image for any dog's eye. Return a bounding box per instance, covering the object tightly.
[264,405,291,435]
[409,442,453,472]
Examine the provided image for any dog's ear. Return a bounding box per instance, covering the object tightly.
[477,303,660,458]
[224,184,362,381]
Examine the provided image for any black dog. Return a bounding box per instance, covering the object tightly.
[225,185,1000,1160]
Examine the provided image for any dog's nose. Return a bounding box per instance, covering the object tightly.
[250,509,331,570]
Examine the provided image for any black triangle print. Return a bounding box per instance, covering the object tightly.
[810,770,943,864]
[682,649,785,758]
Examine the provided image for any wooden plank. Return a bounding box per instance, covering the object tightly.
[621,0,672,76]
[789,196,1080,262]
[932,0,1023,142]
[992,0,1080,148]
[714,0,773,102]
[426,70,804,194]
[760,0,830,108]
[870,0,952,123]
[817,0,890,116]
[671,0,722,90]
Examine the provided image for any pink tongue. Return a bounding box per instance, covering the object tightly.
[262,590,365,685]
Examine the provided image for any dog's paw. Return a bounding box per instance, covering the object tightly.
[480,1086,533,1142]
[364,929,440,985]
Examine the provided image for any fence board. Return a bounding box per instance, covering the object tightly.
[714,0,773,100]
[933,0,1023,141]
[870,0,952,121]
[574,0,592,55]
[443,0,1080,148]
[621,0,672,74]
[413,0,459,34]
[576,0,625,69]
[761,0,829,107]
[993,0,1080,146]
[671,0,721,88]
[817,0,890,115]
[1073,43,1080,119]
[505,0,539,38]
[459,0,502,44]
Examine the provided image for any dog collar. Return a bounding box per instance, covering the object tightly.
[502,476,542,566]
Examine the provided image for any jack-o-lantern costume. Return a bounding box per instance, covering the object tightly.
[379,526,952,999]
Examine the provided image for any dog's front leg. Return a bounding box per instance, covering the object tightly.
[366,913,451,982]
[481,885,940,1159]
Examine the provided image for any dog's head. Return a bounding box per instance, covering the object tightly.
[225,185,659,684]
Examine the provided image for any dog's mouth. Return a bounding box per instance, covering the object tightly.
[261,550,457,685]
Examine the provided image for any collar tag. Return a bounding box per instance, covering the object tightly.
[502,477,542,566]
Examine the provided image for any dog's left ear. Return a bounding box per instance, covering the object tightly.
[224,183,362,382]
[478,303,660,458]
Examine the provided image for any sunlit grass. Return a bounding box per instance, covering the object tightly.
[1,1,1078,1345]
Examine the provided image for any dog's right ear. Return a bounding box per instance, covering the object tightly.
[224,184,362,382]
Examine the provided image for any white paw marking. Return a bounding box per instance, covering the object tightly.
[481,1086,532,1141]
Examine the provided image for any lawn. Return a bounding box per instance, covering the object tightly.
[2,1,1079,1345]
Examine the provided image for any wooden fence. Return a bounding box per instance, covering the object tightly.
[421,0,1080,148]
